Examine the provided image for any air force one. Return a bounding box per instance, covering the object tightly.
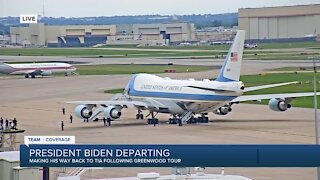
[67,30,320,125]
[0,62,77,78]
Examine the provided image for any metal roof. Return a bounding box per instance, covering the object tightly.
[0,151,20,162]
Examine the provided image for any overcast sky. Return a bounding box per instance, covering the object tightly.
[1,0,320,17]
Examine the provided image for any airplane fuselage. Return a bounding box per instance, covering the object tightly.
[0,62,76,76]
[126,74,244,114]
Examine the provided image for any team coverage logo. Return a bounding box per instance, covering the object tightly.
[20,15,38,24]
[230,52,238,61]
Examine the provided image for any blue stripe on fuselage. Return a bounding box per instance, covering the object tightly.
[128,74,237,101]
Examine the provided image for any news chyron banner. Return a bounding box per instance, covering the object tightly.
[21,136,320,167]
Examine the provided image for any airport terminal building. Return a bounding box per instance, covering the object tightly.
[238,4,320,42]
[10,23,195,47]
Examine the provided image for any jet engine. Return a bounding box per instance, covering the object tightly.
[104,106,122,119]
[75,105,92,119]
[268,98,291,112]
[40,70,52,76]
[214,105,232,115]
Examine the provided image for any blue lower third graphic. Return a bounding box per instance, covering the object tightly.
[20,145,320,167]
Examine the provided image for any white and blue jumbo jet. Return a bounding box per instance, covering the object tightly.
[68,30,320,125]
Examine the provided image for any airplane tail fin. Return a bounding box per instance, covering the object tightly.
[215,30,245,82]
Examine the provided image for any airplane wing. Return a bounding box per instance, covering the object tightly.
[231,92,320,102]
[66,93,168,110]
[66,97,170,121]
[244,81,299,92]
[66,100,148,108]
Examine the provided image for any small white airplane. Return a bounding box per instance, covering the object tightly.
[67,30,320,125]
[0,62,77,78]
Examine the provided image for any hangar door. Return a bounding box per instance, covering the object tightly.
[249,18,259,39]
[278,17,288,38]
[268,18,278,39]
[258,18,268,39]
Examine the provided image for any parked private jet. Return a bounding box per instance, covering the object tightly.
[67,30,319,125]
[0,62,77,78]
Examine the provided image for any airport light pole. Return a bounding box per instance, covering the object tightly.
[310,56,320,180]
[311,56,319,144]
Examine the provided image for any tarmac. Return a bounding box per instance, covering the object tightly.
[0,57,319,180]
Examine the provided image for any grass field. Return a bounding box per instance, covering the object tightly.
[104,89,125,94]
[270,67,316,71]
[104,72,320,108]
[257,41,320,49]
[244,52,320,60]
[0,48,227,57]
[97,42,320,50]
[1,41,319,60]
[95,44,139,48]
[98,44,231,50]
[2,50,316,60]
[76,64,212,75]
[0,48,168,56]
[241,72,320,108]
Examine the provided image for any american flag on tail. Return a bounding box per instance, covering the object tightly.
[231,52,238,61]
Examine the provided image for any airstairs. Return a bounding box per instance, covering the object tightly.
[181,111,194,123]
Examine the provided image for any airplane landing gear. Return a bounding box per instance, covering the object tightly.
[168,115,183,126]
[168,113,209,125]
[107,118,112,126]
[186,116,197,124]
[169,118,178,124]
[147,112,158,125]
[136,110,144,119]
[136,114,144,119]
[169,115,179,124]
[24,73,35,78]
[147,118,158,124]
[197,113,209,123]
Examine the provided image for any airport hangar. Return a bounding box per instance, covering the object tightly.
[9,23,195,47]
[238,4,320,42]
